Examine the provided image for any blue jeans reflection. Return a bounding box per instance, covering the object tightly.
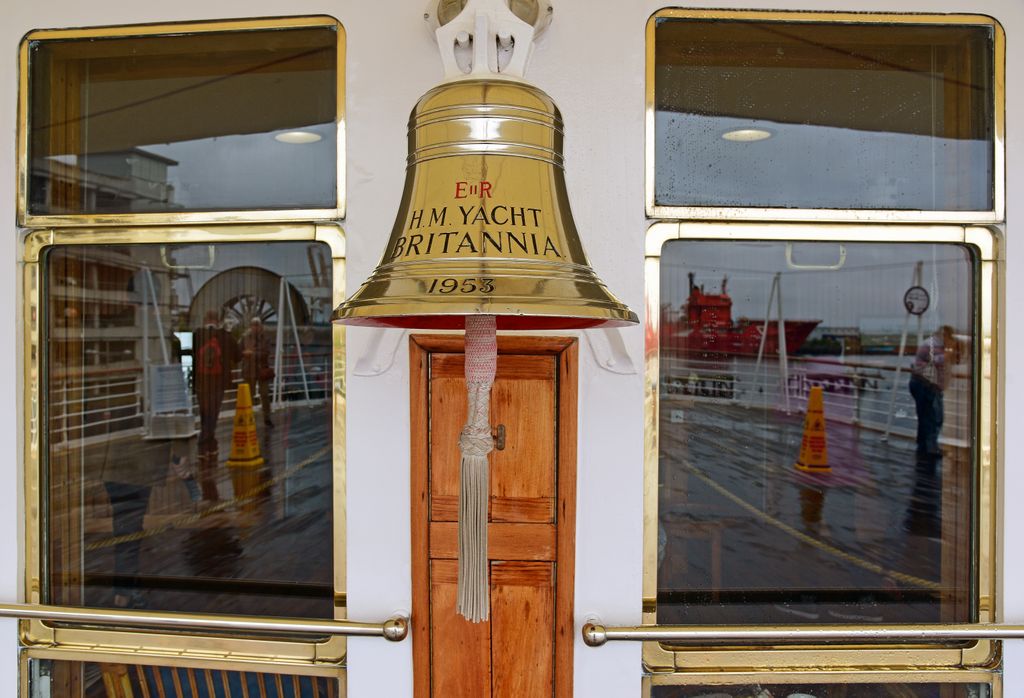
[103,481,151,606]
[906,375,943,537]
[909,374,944,459]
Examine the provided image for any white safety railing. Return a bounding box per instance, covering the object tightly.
[660,352,971,444]
[48,350,331,447]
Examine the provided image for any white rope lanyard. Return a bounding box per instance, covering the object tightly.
[457,315,497,622]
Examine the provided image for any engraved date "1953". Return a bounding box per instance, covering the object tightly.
[427,277,495,294]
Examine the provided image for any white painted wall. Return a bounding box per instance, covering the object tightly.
[0,0,1021,695]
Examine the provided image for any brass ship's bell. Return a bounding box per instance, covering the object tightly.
[332,78,636,329]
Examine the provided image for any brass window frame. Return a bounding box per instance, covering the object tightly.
[642,222,1003,673]
[643,668,1001,696]
[17,15,347,227]
[20,223,348,666]
[645,9,1006,223]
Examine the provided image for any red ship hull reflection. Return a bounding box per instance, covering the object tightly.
[664,274,820,357]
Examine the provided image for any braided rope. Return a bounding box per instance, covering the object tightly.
[457,315,497,622]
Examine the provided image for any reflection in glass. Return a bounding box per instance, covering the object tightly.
[657,241,975,625]
[45,242,335,617]
[651,683,990,698]
[28,658,340,698]
[28,25,337,215]
[653,19,994,211]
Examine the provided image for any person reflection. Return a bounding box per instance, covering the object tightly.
[193,309,240,501]
[241,317,274,427]
[904,325,960,538]
[102,440,190,608]
[799,485,826,539]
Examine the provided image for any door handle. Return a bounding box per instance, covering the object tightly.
[493,423,506,450]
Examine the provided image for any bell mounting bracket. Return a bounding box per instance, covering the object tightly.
[425,0,553,80]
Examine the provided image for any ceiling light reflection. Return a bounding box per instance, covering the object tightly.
[274,131,323,144]
[721,128,773,142]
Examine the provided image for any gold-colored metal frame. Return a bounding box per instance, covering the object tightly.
[20,223,347,667]
[642,222,1003,673]
[18,650,346,697]
[645,10,1006,224]
[16,15,347,228]
[643,668,1001,697]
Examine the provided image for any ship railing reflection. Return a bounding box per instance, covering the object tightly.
[47,349,332,448]
[660,353,970,445]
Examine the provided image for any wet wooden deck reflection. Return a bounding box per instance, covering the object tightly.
[65,402,334,619]
[657,400,971,626]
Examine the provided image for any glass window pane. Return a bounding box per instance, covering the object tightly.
[28,658,341,697]
[651,683,991,698]
[28,25,338,215]
[44,241,335,617]
[654,19,994,211]
[657,241,975,625]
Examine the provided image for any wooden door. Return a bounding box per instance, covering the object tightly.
[410,336,577,698]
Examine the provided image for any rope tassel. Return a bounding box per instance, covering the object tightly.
[457,315,497,622]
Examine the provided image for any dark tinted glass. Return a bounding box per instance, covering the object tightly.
[651,683,991,698]
[657,241,976,625]
[44,241,335,617]
[28,658,341,697]
[28,26,337,215]
[654,19,994,211]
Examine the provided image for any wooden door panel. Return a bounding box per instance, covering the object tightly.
[429,522,557,561]
[490,363,556,509]
[431,353,555,380]
[425,354,552,521]
[430,494,554,523]
[428,357,467,515]
[429,353,557,525]
[430,559,492,697]
[491,562,555,698]
[490,496,555,523]
[412,336,576,698]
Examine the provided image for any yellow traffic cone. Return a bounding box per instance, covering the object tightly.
[795,385,830,473]
[227,383,265,468]
[228,383,264,514]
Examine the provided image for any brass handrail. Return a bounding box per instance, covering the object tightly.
[582,622,1024,647]
[0,603,408,641]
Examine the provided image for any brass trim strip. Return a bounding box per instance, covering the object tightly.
[1,604,407,641]
[643,668,1000,691]
[22,15,341,40]
[21,646,349,676]
[585,622,1024,647]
